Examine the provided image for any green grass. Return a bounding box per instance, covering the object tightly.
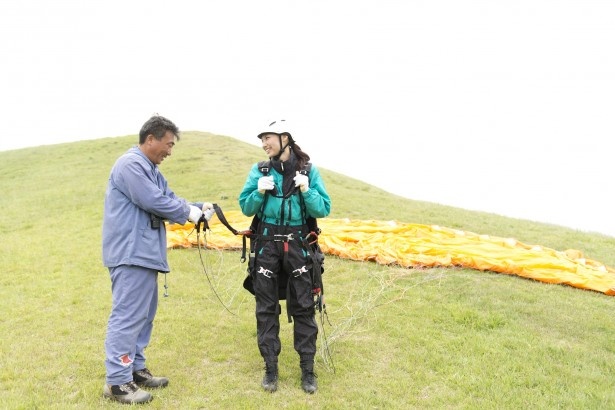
[1,132,614,409]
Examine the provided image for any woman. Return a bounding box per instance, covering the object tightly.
[239,119,331,394]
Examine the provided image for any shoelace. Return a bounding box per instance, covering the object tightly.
[119,381,140,393]
[135,368,152,378]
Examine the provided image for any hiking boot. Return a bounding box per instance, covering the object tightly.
[133,368,169,388]
[301,368,317,394]
[103,381,153,404]
[261,362,278,392]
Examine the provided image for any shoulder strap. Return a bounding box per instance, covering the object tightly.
[253,161,318,231]
[297,163,319,234]
[250,160,272,233]
[257,160,271,176]
[298,162,312,175]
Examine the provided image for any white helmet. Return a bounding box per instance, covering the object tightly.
[257,119,291,139]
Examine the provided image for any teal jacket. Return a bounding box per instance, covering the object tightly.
[239,155,331,226]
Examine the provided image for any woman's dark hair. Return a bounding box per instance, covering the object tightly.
[139,115,180,144]
[287,134,310,169]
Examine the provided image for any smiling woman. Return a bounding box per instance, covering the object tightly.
[238,118,332,394]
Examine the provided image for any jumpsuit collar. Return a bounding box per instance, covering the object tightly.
[271,152,297,176]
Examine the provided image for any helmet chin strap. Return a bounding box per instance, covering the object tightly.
[272,134,290,161]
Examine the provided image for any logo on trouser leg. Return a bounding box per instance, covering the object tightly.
[119,354,133,367]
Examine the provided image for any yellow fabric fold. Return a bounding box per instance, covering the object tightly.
[166,211,615,296]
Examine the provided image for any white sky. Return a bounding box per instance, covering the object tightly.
[1,0,614,237]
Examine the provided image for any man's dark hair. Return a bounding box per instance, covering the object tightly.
[139,115,180,144]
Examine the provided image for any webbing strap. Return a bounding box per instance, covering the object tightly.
[212,203,252,262]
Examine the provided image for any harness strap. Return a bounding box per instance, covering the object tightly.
[212,203,253,262]
[213,203,252,236]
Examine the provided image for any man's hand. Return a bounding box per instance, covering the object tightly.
[202,202,215,220]
[203,208,215,221]
[188,205,203,224]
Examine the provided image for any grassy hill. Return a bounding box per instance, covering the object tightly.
[1,132,614,409]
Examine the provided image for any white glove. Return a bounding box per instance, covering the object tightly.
[258,175,275,194]
[188,205,203,224]
[293,171,309,192]
[203,208,215,221]
[202,202,214,212]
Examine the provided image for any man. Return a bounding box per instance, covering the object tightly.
[102,115,214,404]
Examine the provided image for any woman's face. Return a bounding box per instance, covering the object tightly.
[260,133,283,158]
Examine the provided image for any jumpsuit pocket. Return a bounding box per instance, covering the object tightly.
[291,269,316,312]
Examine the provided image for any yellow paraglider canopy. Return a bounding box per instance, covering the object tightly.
[166,211,615,296]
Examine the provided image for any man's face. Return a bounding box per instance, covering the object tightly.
[143,131,176,165]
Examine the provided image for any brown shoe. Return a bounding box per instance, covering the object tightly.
[133,368,169,388]
[103,381,153,404]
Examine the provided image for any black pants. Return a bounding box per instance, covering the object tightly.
[252,223,318,363]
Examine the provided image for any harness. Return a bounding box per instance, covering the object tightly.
[247,160,323,298]
[254,160,319,232]
[214,160,316,262]
[248,161,332,370]
[207,161,334,371]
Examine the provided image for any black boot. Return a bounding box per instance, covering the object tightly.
[300,356,317,394]
[300,366,317,394]
[261,361,278,392]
